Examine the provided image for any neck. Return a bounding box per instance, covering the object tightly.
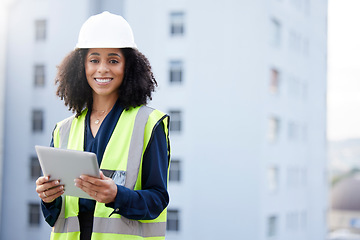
[92,94,118,112]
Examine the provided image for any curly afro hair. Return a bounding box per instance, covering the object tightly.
[55,48,157,117]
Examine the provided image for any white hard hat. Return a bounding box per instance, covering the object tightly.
[75,11,137,49]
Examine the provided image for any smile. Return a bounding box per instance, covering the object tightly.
[95,78,113,83]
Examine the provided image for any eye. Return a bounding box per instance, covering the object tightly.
[109,59,119,64]
[89,59,99,63]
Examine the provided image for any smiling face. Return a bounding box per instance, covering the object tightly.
[85,48,125,100]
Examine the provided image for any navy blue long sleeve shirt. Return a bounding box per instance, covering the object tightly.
[41,101,169,226]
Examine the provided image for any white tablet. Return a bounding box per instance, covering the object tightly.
[35,145,100,200]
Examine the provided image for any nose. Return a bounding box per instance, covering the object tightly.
[97,61,109,73]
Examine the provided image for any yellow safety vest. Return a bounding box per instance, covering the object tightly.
[50,106,170,240]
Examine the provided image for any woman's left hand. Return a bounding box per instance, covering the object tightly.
[74,171,117,203]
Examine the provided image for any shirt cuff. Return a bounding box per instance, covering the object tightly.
[105,184,130,216]
[41,197,62,227]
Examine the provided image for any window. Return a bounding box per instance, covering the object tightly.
[30,156,42,179]
[267,215,278,237]
[288,121,299,141]
[35,20,47,41]
[268,166,278,192]
[289,30,303,53]
[287,75,301,97]
[167,209,180,231]
[169,110,182,132]
[32,110,44,132]
[28,203,40,226]
[287,167,300,188]
[270,18,281,47]
[270,68,280,94]
[169,60,183,83]
[268,117,280,142]
[34,64,45,87]
[169,159,181,182]
[170,12,185,36]
[286,212,299,231]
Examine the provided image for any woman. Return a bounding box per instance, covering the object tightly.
[35,11,170,240]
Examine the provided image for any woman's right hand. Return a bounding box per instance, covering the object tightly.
[36,176,64,203]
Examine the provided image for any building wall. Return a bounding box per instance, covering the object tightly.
[0,0,327,239]
[126,0,327,239]
[0,0,13,234]
[264,0,328,239]
[1,0,91,239]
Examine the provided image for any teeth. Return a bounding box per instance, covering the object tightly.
[95,78,112,83]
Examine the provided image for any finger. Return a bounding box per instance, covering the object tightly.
[36,180,61,194]
[46,185,64,197]
[75,182,96,199]
[75,178,116,203]
[39,190,55,201]
[36,176,50,185]
[75,178,101,193]
[79,175,102,185]
[41,189,64,203]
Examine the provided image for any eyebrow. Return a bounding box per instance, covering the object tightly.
[89,52,121,57]
[108,53,121,57]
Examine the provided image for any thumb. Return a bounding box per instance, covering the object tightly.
[100,171,106,180]
[99,171,112,180]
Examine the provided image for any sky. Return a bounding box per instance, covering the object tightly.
[327,0,360,141]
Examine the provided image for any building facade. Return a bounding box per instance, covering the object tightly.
[0,0,328,240]
[0,0,13,234]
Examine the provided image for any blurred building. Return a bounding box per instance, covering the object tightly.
[0,0,124,239]
[0,0,328,240]
[0,0,11,234]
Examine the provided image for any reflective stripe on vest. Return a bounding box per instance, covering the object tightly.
[58,116,75,149]
[124,106,153,189]
[51,106,169,240]
[52,215,166,236]
[92,217,166,236]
